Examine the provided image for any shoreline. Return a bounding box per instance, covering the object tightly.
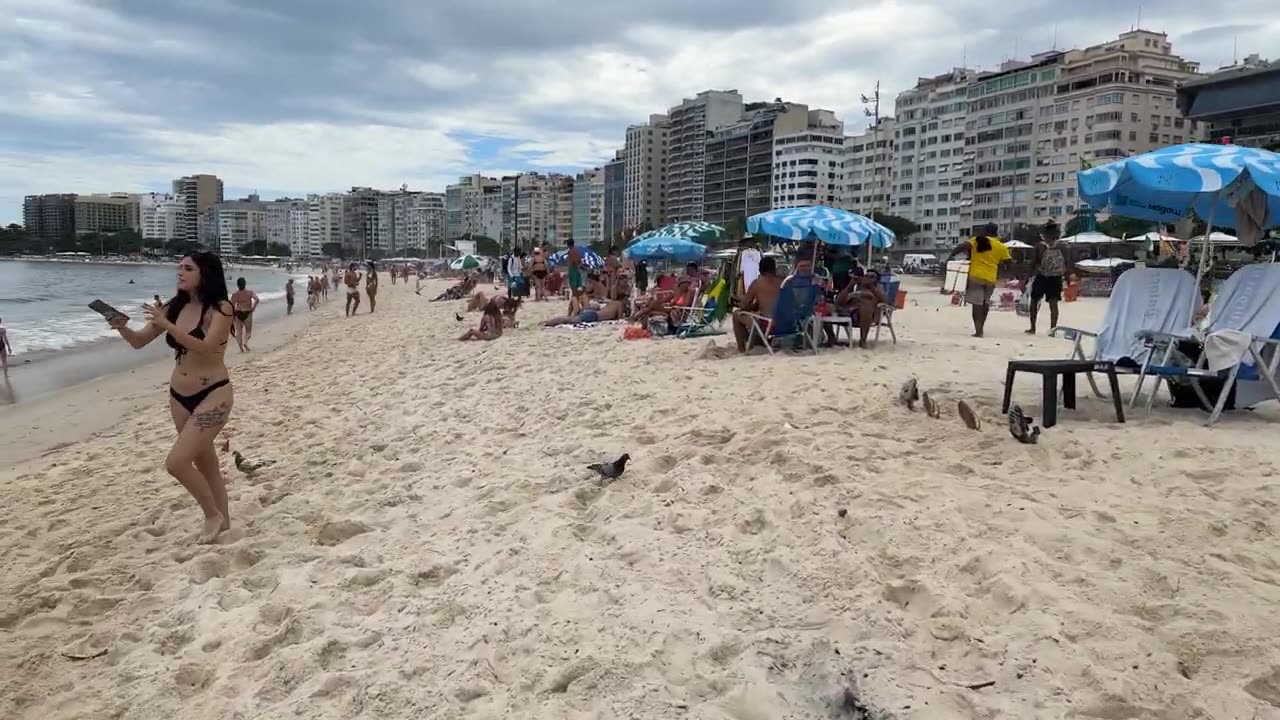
[0,297,316,466]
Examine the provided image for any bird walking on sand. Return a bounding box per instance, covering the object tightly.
[233,451,276,476]
[586,454,630,486]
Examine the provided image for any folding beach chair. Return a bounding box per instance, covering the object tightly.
[1050,267,1198,402]
[745,275,821,354]
[1133,263,1280,425]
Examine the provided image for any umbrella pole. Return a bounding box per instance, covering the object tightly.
[1190,196,1220,325]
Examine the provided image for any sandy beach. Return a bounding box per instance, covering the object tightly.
[2,277,1279,719]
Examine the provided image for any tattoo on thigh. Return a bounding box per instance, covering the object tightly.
[194,402,230,430]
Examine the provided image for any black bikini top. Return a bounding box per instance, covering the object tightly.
[166,305,207,359]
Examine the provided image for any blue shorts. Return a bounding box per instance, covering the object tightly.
[578,309,599,323]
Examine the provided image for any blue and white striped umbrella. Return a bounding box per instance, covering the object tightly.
[623,235,707,262]
[547,247,605,270]
[746,205,896,249]
[1078,143,1280,231]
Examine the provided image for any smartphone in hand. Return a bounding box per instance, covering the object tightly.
[89,299,129,325]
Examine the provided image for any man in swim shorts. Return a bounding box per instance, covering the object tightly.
[566,239,584,295]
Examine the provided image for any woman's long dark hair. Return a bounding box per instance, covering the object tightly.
[975,235,993,253]
[166,251,231,324]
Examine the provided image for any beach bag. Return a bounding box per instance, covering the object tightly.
[1015,288,1032,317]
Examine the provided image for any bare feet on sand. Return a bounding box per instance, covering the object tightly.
[198,513,226,544]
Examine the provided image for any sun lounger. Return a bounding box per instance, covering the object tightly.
[745,275,821,354]
[1050,267,1198,401]
[1132,263,1280,425]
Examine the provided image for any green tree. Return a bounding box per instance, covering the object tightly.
[465,234,501,256]
[869,213,921,241]
[321,242,346,259]
[1098,215,1154,239]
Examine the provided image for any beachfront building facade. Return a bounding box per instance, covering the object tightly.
[603,153,626,243]
[545,175,575,248]
[212,195,267,256]
[73,193,140,235]
[838,118,896,218]
[342,187,383,258]
[171,174,224,244]
[141,195,183,245]
[307,193,345,258]
[769,110,846,211]
[665,89,744,223]
[623,114,669,231]
[1178,55,1279,148]
[479,185,502,241]
[515,173,560,250]
[375,189,445,255]
[264,198,309,257]
[22,193,77,243]
[891,68,974,251]
[960,30,1203,237]
[571,168,603,245]
[445,174,499,241]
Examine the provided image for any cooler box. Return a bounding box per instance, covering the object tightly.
[880,276,901,308]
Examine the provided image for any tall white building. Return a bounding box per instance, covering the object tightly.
[141,194,182,244]
[623,114,670,230]
[771,113,847,210]
[665,89,744,222]
[171,174,223,243]
[891,68,974,251]
[839,118,897,218]
[265,199,309,257]
[480,186,502,241]
[545,175,575,247]
[377,191,446,254]
[445,174,499,240]
[212,195,267,256]
[307,193,345,257]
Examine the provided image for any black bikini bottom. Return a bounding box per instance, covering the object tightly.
[170,379,230,413]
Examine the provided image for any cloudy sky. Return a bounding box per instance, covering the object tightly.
[3,0,1277,223]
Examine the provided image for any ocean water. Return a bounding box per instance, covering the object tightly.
[0,260,302,356]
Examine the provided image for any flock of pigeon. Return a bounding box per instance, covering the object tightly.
[898,378,1040,444]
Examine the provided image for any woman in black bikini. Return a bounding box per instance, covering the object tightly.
[107,252,235,544]
[365,263,379,313]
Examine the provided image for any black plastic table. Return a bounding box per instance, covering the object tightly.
[1002,359,1125,428]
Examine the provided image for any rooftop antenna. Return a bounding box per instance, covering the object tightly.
[1136,3,1142,30]
[1052,24,1058,51]
[1233,34,1239,65]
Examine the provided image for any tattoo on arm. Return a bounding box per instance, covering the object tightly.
[194,402,230,430]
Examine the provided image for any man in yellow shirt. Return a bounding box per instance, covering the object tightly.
[946,223,1012,337]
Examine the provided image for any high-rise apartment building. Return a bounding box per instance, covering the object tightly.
[515,173,560,249]
[404,195,447,254]
[307,193,345,257]
[703,102,826,225]
[545,175,575,247]
[480,185,503,240]
[1179,55,1279,148]
[343,187,383,257]
[665,90,745,222]
[171,174,224,243]
[961,30,1203,236]
[768,109,846,211]
[623,114,670,230]
[446,174,499,240]
[212,194,267,255]
[603,153,626,243]
[572,168,603,244]
[265,198,309,257]
[839,118,897,218]
[141,194,183,245]
[22,194,77,243]
[889,68,974,250]
[73,193,139,234]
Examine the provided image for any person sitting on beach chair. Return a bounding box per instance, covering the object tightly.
[822,268,889,349]
[732,257,784,353]
[431,275,476,302]
[630,276,697,327]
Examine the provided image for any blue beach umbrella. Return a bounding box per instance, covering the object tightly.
[547,247,605,270]
[1078,142,1280,317]
[746,205,896,249]
[623,235,708,263]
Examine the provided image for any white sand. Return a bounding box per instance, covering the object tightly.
[2,277,1280,719]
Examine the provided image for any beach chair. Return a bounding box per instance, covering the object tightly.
[673,294,723,338]
[1050,267,1198,402]
[1132,263,1280,425]
[745,276,821,355]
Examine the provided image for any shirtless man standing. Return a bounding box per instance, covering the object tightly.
[230,278,260,352]
[344,263,362,317]
[732,256,784,353]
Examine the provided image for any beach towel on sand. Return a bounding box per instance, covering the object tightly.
[1094,268,1197,364]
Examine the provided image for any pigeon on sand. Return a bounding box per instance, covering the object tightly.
[233,451,276,476]
[586,454,630,486]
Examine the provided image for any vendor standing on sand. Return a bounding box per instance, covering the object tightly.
[946,223,1011,338]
